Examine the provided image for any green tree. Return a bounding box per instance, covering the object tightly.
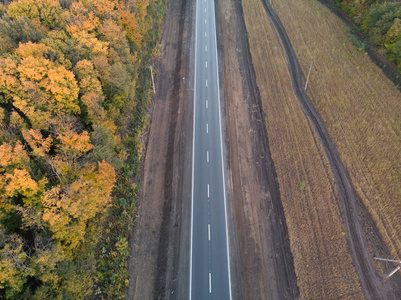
[7,0,65,30]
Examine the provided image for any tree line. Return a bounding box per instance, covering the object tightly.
[0,0,165,298]
[335,0,401,72]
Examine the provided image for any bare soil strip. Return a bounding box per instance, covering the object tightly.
[218,0,299,298]
[127,0,193,298]
[257,0,401,298]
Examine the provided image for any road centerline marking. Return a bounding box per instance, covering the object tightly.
[208,224,210,240]
[206,100,208,108]
[207,151,209,163]
[190,0,232,298]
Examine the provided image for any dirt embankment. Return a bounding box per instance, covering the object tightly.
[127,0,193,298]
[218,0,299,298]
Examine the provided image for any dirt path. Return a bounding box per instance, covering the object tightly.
[127,0,193,298]
[218,0,299,298]
[259,0,401,298]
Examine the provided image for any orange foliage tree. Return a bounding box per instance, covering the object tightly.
[0,42,79,129]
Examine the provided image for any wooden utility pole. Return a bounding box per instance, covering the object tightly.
[150,66,156,94]
[374,257,401,282]
[304,61,313,91]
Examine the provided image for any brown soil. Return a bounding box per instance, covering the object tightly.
[217,0,299,298]
[127,0,193,298]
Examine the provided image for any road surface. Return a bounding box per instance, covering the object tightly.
[189,0,232,299]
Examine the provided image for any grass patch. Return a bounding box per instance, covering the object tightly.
[346,27,366,51]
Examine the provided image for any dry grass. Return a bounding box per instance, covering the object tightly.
[242,0,364,298]
[270,0,401,263]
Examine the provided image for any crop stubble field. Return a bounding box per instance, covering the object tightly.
[242,0,401,297]
[242,0,365,298]
[270,0,401,275]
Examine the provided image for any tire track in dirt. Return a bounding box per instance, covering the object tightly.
[259,0,393,298]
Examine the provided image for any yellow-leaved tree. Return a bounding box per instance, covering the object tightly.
[7,0,64,30]
[0,42,79,129]
[42,161,115,256]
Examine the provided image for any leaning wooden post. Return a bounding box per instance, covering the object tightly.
[304,61,313,91]
[150,65,156,94]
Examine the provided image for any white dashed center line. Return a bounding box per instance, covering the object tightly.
[209,273,212,293]
[208,224,211,240]
[207,151,209,163]
[207,184,210,198]
[206,100,208,109]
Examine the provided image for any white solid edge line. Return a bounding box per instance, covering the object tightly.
[209,272,212,293]
[212,0,233,299]
[189,0,199,298]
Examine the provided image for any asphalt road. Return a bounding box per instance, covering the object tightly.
[189,0,232,299]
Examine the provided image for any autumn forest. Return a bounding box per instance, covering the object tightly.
[0,0,166,298]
